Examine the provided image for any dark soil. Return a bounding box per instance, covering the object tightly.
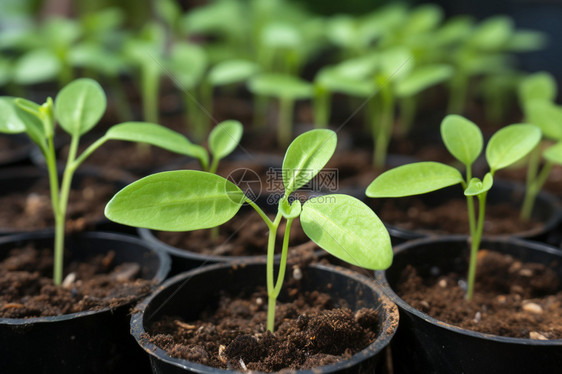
[0,245,154,318]
[396,249,562,339]
[0,135,30,165]
[146,287,382,371]
[0,174,118,233]
[154,209,316,257]
[372,197,543,236]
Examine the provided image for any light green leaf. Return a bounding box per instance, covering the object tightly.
[366,162,463,197]
[315,66,375,97]
[105,122,209,167]
[14,98,48,154]
[441,114,483,166]
[464,173,493,196]
[544,142,562,165]
[508,30,547,52]
[0,97,26,133]
[395,64,453,97]
[486,124,542,172]
[282,129,337,194]
[208,60,259,87]
[301,194,392,270]
[167,42,207,88]
[248,73,313,99]
[261,22,301,48]
[280,198,301,219]
[105,170,245,231]
[469,16,513,51]
[519,72,557,106]
[13,49,61,85]
[54,78,107,136]
[208,120,242,161]
[524,100,562,141]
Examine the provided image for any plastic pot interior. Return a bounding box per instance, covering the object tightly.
[131,262,398,373]
[376,179,562,245]
[0,231,170,373]
[376,235,562,374]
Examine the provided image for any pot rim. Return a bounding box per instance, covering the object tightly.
[131,261,399,373]
[375,234,562,345]
[0,230,170,325]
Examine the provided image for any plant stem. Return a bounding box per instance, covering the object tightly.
[278,97,294,148]
[142,63,160,124]
[313,85,330,128]
[448,73,467,114]
[253,94,268,129]
[466,191,487,300]
[464,168,476,238]
[521,160,552,221]
[397,95,417,137]
[373,86,394,169]
[266,212,282,332]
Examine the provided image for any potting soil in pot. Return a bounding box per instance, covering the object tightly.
[145,286,382,372]
[0,245,154,318]
[396,249,562,339]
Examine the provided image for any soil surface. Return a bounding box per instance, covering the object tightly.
[0,174,119,233]
[396,249,562,339]
[146,286,382,371]
[371,197,543,237]
[0,245,154,318]
[154,209,316,257]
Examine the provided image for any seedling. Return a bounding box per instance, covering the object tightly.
[248,73,313,147]
[517,72,562,220]
[0,78,205,285]
[105,129,393,332]
[367,115,540,299]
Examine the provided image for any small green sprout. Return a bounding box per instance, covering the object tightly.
[518,72,562,220]
[248,73,313,147]
[367,115,541,300]
[105,129,393,332]
[0,78,204,285]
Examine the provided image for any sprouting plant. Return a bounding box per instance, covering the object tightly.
[0,78,207,285]
[248,73,313,147]
[517,71,562,220]
[105,129,393,332]
[366,115,540,300]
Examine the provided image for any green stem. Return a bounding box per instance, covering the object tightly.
[141,63,160,124]
[266,212,282,332]
[278,97,294,148]
[313,86,330,129]
[272,217,294,298]
[464,168,476,238]
[185,91,205,140]
[521,161,552,221]
[397,95,417,137]
[466,192,487,300]
[253,94,268,129]
[373,87,394,169]
[448,73,468,114]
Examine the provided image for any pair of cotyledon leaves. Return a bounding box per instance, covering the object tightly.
[105,129,393,270]
[367,114,541,199]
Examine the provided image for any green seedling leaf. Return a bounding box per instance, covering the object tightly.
[208,60,259,86]
[301,194,392,270]
[464,173,493,196]
[378,47,413,81]
[469,16,513,51]
[508,30,547,52]
[366,161,463,197]
[105,122,208,166]
[14,98,48,153]
[248,73,313,99]
[435,16,474,46]
[404,3,443,33]
[524,101,562,141]
[280,198,302,219]
[395,64,453,97]
[105,170,245,231]
[13,49,61,85]
[282,129,337,194]
[54,78,107,136]
[167,42,207,88]
[208,120,243,161]
[441,114,483,166]
[315,66,375,97]
[0,97,26,133]
[544,142,562,165]
[519,72,557,105]
[261,22,302,48]
[486,123,541,172]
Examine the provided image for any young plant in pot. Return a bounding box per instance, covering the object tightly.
[105,129,399,372]
[0,77,212,372]
[366,115,560,244]
[367,115,562,372]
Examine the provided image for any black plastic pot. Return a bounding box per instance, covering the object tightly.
[372,179,562,245]
[375,235,562,374]
[0,231,170,373]
[131,262,399,374]
[0,166,135,236]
